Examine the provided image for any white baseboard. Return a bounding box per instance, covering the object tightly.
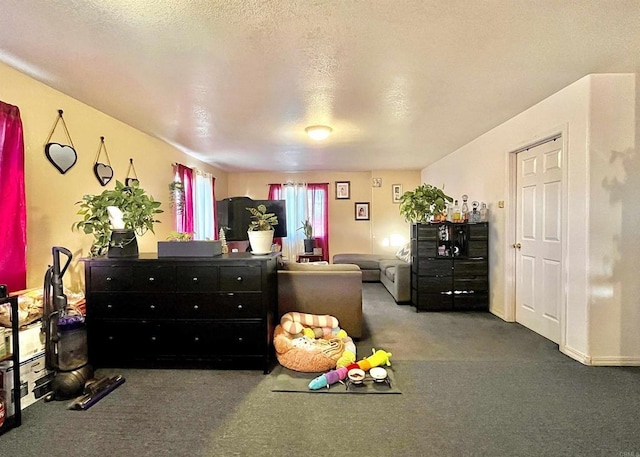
[561,345,640,366]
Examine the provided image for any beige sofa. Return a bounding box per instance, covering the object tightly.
[333,252,411,303]
[277,262,363,338]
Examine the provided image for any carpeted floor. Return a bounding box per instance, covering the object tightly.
[1,283,639,457]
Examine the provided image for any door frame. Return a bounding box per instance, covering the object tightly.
[505,124,570,349]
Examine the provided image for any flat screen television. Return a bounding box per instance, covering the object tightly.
[217,197,287,241]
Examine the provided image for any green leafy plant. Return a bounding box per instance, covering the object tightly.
[399,183,452,223]
[168,180,185,214]
[74,180,163,256]
[298,219,313,239]
[166,231,193,242]
[246,204,278,231]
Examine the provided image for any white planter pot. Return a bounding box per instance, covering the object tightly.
[247,230,274,255]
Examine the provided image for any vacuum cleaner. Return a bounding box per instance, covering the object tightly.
[41,246,124,409]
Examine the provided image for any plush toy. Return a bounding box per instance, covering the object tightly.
[280,312,338,336]
[308,348,392,390]
[274,312,355,373]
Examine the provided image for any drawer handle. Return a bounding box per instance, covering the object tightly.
[192,277,198,282]
[236,276,243,282]
[106,277,112,281]
[107,304,113,309]
[151,336,157,341]
[238,337,244,342]
[148,277,155,282]
[237,304,243,310]
[194,337,200,342]
[108,336,114,341]
[193,305,199,310]
[150,305,155,310]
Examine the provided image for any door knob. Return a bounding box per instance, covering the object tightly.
[513,242,522,249]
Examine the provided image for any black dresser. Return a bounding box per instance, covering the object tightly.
[410,222,489,312]
[83,252,279,372]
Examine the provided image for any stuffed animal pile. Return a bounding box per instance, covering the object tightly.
[274,312,356,372]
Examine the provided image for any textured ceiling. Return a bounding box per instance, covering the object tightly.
[1,0,639,172]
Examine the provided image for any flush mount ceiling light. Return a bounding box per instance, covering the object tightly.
[305,125,333,141]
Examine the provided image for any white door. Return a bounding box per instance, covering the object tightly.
[515,138,563,343]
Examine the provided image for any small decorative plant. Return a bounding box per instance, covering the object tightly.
[246,204,278,254]
[246,205,278,231]
[74,180,163,256]
[298,219,313,239]
[399,183,452,223]
[168,180,185,215]
[166,231,193,242]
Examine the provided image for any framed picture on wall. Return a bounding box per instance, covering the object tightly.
[336,181,350,200]
[392,184,403,203]
[355,202,370,220]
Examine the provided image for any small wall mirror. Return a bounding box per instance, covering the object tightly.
[45,142,77,174]
[94,163,114,186]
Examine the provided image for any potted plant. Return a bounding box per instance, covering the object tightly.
[298,219,314,253]
[246,204,278,254]
[74,180,163,257]
[399,183,452,223]
[157,231,223,257]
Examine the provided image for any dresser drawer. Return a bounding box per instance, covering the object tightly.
[90,266,134,291]
[177,266,218,292]
[132,265,175,292]
[453,277,488,293]
[454,259,487,277]
[89,321,174,358]
[173,321,264,356]
[219,266,262,291]
[171,293,263,319]
[416,258,453,276]
[89,293,179,319]
[416,276,452,294]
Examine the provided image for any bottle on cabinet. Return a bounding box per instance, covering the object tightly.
[461,195,469,222]
[451,200,461,223]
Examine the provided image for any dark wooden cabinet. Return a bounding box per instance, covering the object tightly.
[83,253,279,372]
[411,222,489,312]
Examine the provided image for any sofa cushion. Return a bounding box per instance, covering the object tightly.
[333,253,394,270]
[379,259,406,282]
[284,262,360,272]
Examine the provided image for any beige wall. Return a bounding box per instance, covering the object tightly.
[422,73,639,365]
[0,62,227,292]
[228,170,420,259]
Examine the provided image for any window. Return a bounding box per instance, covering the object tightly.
[268,182,329,261]
[172,164,217,240]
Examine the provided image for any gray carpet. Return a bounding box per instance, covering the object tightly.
[1,283,639,457]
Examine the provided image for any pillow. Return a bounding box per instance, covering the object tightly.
[395,243,411,263]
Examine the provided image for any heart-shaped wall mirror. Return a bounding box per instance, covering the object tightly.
[94,163,114,186]
[45,142,77,174]
[125,178,139,187]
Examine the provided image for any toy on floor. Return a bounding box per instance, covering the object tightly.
[308,348,393,390]
[274,312,355,372]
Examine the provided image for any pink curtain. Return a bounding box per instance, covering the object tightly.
[308,183,329,261]
[0,101,27,292]
[268,184,282,248]
[174,164,194,234]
